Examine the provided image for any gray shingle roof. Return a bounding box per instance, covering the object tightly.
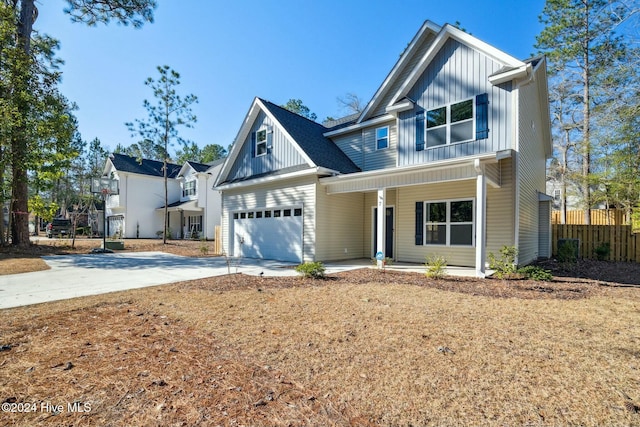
[259,99,360,174]
[109,153,181,178]
[186,161,211,173]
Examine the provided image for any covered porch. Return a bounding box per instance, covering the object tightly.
[157,200,204,239]
[320,152,511,278]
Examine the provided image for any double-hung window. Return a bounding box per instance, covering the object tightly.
[376,126,389,150]
[426,99,474,148]
[423,199,474,246]
[255,129,267,156]
[182,180,196,197]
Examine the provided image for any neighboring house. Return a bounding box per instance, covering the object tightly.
[167,159,224,240]
[103,153,223,239]
[215,21,552,277]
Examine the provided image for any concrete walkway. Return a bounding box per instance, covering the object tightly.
[0,253,480,310]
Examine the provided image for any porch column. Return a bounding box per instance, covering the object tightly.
[475,162,487,278]
[376,188,387,269]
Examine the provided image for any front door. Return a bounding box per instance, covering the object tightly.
[373,207,394,258]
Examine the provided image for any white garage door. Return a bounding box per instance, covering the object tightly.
[233,207,303,262]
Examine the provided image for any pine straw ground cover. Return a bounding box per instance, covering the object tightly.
[1,267,640,426]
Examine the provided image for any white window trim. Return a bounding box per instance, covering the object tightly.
[425,97,475,149]
[187,215,202,232]
[423,198,475,247]
[182,179,197,198]
[255,128,268,157]
[375,126,389,150]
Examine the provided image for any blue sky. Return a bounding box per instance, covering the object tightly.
[35,0,545,155]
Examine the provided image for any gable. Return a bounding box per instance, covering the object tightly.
[224,109,309,184]
[217,98,359,186]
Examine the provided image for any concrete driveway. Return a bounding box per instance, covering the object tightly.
[0,252,308,310]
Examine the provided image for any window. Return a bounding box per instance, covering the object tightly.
[256,211,263,218]
[376,126,389,150]
[264,210,272,218]
[273,210,281,217]
[553,189,561,202]
[187,215,202,232]
[426,99,474,148]
[283,209,292,217]
[294,208,302,216]
[248,212,254,219]
[182,180,196,197]
[255,129,267,156]
[422,199,474,246]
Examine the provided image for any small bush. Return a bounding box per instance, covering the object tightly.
[594,242,610,261]
[557,241,577,263]
[425,254,447,279]
[199,239,209,255]
[517,265,553,281]
[295,261,326,279]
[488,246,518,279]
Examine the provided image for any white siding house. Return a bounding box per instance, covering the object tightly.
[103,153,223,240]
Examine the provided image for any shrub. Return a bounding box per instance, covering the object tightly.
[517,265,553,281]
[557,241,577,263]
[488,246,518,279]
[199,238,209,255]
[425,254,447,279]
[295,261,326,279]
[594,242,610,261]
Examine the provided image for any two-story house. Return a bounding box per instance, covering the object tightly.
[215,21,552,277]
[165,159,224,240]
[103,153,223,239]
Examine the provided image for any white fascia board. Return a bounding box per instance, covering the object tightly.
[177,163,194,178]
[256,99,316,168]
[385,99,414,116]
[323,114,396,137]
[320,152,499,185]
[357,20,441,124]
[488,64,531,86]
[390,24,525,107]
[215,98,262,186]
[216,167,324,191]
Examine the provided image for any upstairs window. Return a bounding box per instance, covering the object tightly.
[182,180,196,197]
[426,98,473,148]
[255,129,267,156]
[376,126,389,150]
[417,94,488,151]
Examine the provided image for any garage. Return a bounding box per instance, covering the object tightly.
[233,207,303,262]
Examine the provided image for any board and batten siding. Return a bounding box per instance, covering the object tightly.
[398,38,514,166]
[226,111,307,182]
[220,176,317,261]
[369,32,437,118]
[517,79,548,265]
[315,190,365,261]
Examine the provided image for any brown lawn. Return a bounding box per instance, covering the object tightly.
[1,240,640,426]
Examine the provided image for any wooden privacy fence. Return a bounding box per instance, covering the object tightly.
[552,209,629,225]
[552,224,640,262]
[213,225,222,255]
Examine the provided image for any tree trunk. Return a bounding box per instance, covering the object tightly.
[11,0,36,247]
[581,3,591,225]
